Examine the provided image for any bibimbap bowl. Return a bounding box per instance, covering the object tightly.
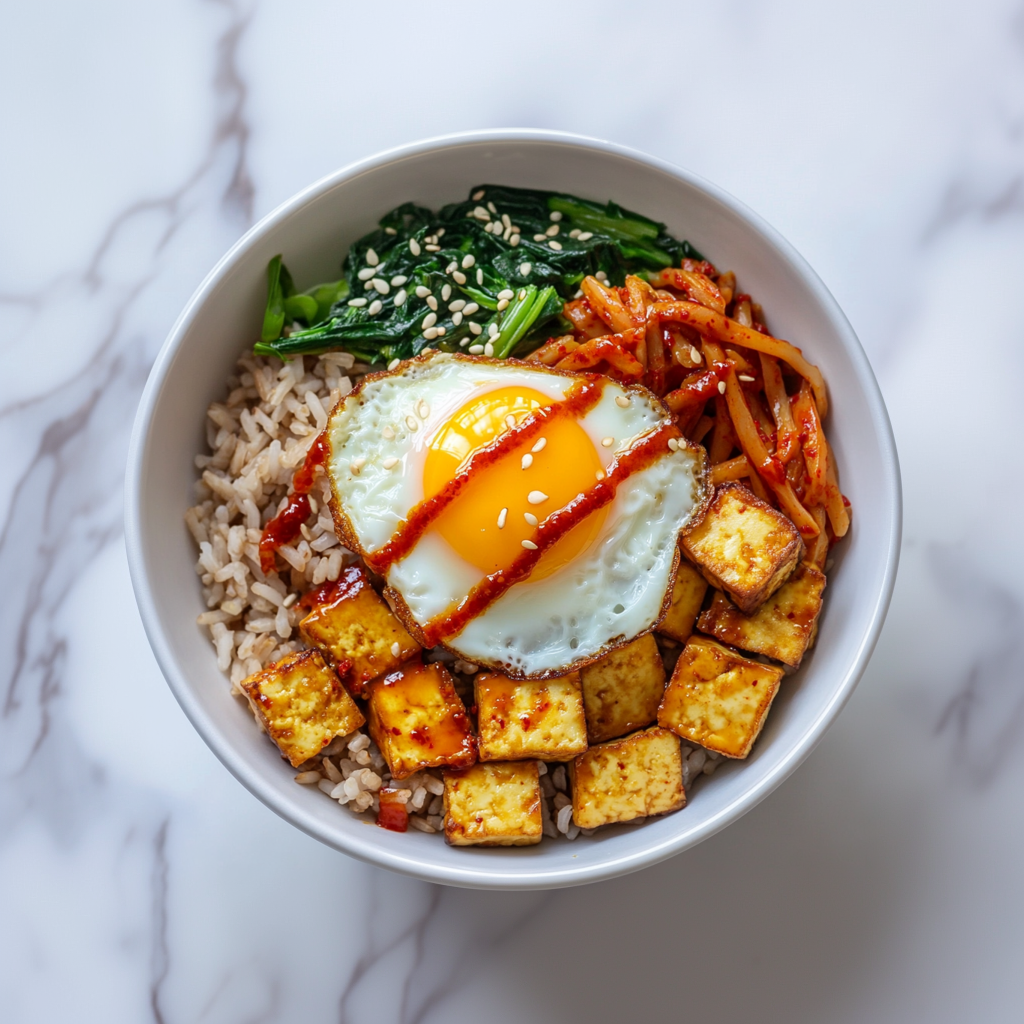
[126,130,901,890]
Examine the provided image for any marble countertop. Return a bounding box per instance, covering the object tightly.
[3,1,1024,1020]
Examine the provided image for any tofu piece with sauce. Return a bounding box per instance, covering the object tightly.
[570,727,685,829]
[475,671,588,762]
[579,633,666,743]
[240,649,365,768]
[658,636,784,758]
[680,482,804,614]
[697,562,827,668]
[443,761,543,846]
[365,660,476,779]
[299,564,420,693]
[656,558,709,643]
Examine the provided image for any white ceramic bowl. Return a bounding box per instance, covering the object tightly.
[126,130,900,890]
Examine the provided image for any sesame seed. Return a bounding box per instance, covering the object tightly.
[469,322,483,336]
[569,228,581,238]
[524,512,538,525]
[460,337,469,347]
[533,234,547,242]
[690,346,701,363]
[601,436,614,447]
[371,278,389,294]
[416,399,430,419]
[391,275,407,286]
[738,374,756,382]
[505,414,516,428]
[449,299,466,311]
[436,326,446,336]
[615,395,630,408]
[667,437,680,451]
[368,299,383,315]
[548,240,563,251]
[415,285,431,298]
[550,211,563,222]
[394,289,407,307]
[546,224,560,237]
[519,262,532,275]
[423,327,439,340]
[383,457,399,470]
[453,270,467,284]
[409,239,421,256]
[348,297,368,307]
[357,267,376,281]
[421,347,436,355]
[596,470,605,481]
[391,641,401,657]
[452,311,463,325]
[487,201,497,213]
[464,302,479,315]
[366,248,379,266]
[384,226,397,235]
[718,381,727,394]
[528,490,548,505]
[531,437,546,453]
[364,281,375,291]
[518,289,527,300]
[387,358,400,370]
[502,213,511,229]
[350,457,366,474]
[488,322,500,338]
[521,454,533,469]
[497,507,508,529]
[422,312,437,329]
[484,222,495,233]
[468,344,484,354]
[441,283,451,302]
[405,415,419,431]
[578,231,593,241]
[446,261,458,274]
[476,268,484,285]
[425,244,440,251]
[497,299,509,311]
[473,205,489,219]
[473,189,486,200]
[462,254,476,268]
[510,234,520,246]
[382,425,395,440]
[484,342,494,356]
[436,228,445,237]
[426,295,438,311]
[282,592,298,608]
[521,539,538,550]
[497,289,514,301]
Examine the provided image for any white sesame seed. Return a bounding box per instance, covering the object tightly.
[510,234,520,246]
[394,288,407,307]
[601,436,614,447]
[615,395,630,408]
[505,414,516,428]
[473,204,489,218]
[667,437,680,451]
[416,399,430,419]
[497,289,514,301]
[436,228,445,237]
[528,490,548,505]
[524,512,538,526]
[350,457,366,474]
[421,347,436,355]
[446,261,458,274]
[368,299,383,315]
[387,358,400,370]
[371,278,390,294]
[452,311,463,325]
[453,270,467,285]
[569,228,581,238]
[484,221,494,233]
[738,374,756,382]
[488,322,500,338]
[497,507,508,529]
[518,289,527,300]
[357,266,376,281]
[487,201,497,213]
[476,268,484,285]
[574,289,583,298]
[521,453,533,469]
[519,262,532,275]
[462,254,476,268]
[550,210,563,222]
[348,297,368,307]
[578,231,593,241]
[546,224,560,237]
[382,425,395,440]
[406,415,419,431]
[436,326,446,336]
[385,226,397,235]
[463,302,479,315]
[391,641,401,657]
[484,342,494,356]
[718,381,727,394]
[690,346,701,363]
[596,271,607,280]
[469,322,483,336]
[521,539,538,550]
[596,470,605,480]
[531,437,546,453]
[468,344,484,354]
[423,327,439,340]
[383,457,399,470]
[460,337,469,347]
[426,295,438,311]
[365,281,375,291]
[473,189,486,201]
[497,299,509,311]
[391,275,407,286]
[441,283,452,301]
[415,285,431,298]
[366,248,379,266]
[410,239,421,256]
[449,299,466,311]
[548,240,563,251]
[533,234,547,242]
[422,312,437,329]
[502,213,511,229]
[425,244,440,251]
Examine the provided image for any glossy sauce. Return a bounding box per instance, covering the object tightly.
[376,789,409,832]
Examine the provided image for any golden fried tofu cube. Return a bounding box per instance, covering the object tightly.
[657,558,709,643]
[475,672,588,762]
[365,660,476,779]
[658,636,784,758]
[570,727,685,829]
[681,483,804,614]
[443,761,543,846]
[299,565,420,693]
[240,649,365,768]
[580,634,666,744]
[697,562,827,668]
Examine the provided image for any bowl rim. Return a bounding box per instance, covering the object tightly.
[125,128,902,889]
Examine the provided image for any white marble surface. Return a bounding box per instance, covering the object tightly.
[3,1,1024,1020]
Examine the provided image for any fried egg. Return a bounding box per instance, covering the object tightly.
[326,352,707,677]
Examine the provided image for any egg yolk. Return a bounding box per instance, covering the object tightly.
[422,385,608,580]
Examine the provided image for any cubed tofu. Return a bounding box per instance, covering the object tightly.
[680,482,804,614]
[475,672,588,762]
[580,634,666,744]
[657,558,709,643]
[697,562,827,667]
[443,761,543,846]
[570,727,685,829]
[658,636,784,758]
[240,649,365,768]
[365,660,476,779]
[299,564,420,693]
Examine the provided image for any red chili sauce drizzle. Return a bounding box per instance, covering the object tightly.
[258,430,330,574]
[417,420,681,648]
[364,377,605,576]
[376,789,409,832]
